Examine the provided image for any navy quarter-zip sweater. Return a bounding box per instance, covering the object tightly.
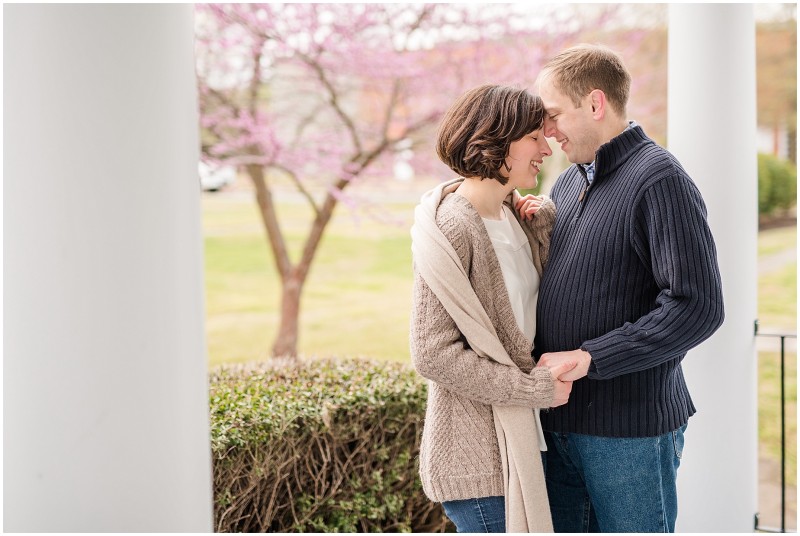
[535,124,725,438]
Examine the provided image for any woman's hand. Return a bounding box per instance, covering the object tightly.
[515,194,544,221]
[547,360,577,407]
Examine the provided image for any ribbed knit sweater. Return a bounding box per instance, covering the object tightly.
[536,124,725,438]
[410,191,556,503]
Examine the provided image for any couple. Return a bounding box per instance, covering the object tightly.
[409,44,725,533]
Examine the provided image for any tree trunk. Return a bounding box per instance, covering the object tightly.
[272,273,303,359]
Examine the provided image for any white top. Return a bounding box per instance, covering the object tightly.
[482,205,547,450]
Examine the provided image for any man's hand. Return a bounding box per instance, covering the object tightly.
[547,360,577,407]
[537,349,592,382]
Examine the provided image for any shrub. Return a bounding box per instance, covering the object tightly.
[209,357,452,533]
[759,153,797,216]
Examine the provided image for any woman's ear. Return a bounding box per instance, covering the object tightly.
[589,89,606,120]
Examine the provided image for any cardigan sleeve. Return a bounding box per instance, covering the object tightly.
[410,270,555,408]
[581,173,725,379]
[409,204,555,408]
[524,195,555,270]
[507,192,556,274]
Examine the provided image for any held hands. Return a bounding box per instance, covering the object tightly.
[515,194,544,222]
[537,349,593,382]
[546,360,577,407]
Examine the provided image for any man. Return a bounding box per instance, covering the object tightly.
[531,45,724,532]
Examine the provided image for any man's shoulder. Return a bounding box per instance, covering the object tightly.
[556,163,582,179]
[627,141,692,183]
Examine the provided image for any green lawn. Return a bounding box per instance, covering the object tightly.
[202,193,415,364]
[757,226,797,487]
[758,226,797,331]
[759,226,797,258]
[759,349,797,486]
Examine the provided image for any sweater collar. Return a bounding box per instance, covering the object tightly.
[590,123,653,183]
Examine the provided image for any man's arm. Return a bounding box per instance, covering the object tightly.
[540,173,724,381]
[537,349,592,381]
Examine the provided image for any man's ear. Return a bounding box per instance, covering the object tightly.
[589,89,606,120]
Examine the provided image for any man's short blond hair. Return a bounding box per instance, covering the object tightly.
[540,44,631,117]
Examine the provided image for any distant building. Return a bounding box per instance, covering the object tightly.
[757,124,792,160]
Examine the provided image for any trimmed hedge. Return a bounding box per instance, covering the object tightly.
[759,153,797,216]
[209,357,452,533]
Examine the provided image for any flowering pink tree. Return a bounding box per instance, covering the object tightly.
[195,3,621,359]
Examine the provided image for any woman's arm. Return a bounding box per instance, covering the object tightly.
[410,269,555,408]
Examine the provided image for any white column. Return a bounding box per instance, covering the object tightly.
[668,4,757,533]
[5,5,213,532]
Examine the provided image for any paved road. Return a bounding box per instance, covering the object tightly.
[761,247,798,276]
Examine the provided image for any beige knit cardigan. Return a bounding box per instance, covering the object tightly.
[409,177,556,532]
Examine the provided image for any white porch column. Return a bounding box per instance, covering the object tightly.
[5,5,213,532]
[668,4,757,533]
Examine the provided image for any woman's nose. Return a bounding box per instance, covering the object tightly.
[540,137,552,157]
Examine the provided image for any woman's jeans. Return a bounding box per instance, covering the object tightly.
[442,496,505,533]
[543,424,687,533]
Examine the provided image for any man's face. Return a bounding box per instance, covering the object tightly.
[538,76,601,165]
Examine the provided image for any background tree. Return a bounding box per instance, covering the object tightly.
[756,5,797,163]
[195,3,619,359]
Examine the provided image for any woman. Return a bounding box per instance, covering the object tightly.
[409,85,575,533]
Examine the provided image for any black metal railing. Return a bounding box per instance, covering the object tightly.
[755,321,797,533]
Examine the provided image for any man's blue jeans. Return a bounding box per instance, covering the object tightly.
[442,496,505,533]
[543,424,687,533]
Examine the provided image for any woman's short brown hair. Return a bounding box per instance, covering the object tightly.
[436,85,544,185]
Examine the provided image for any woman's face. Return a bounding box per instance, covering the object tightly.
[503,128,552,190]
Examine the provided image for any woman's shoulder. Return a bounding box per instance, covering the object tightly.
[436,193,482,238]
[435,193,485,261]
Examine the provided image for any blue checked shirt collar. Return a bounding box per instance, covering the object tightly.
[581,121,638,184]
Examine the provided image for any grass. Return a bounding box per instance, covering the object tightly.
[758,226,797,331]
[757,225,797,488]
[202,191,415,364]
[759,226,797,257]
[759,350,797,487]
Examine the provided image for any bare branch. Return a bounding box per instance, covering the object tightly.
[248,37,266,116]
[204,85,237,110]
[296,50,363,155]
[380,80,402,142]
[272,163,321,217]
[291,101,328,147]
[402,4,435,50]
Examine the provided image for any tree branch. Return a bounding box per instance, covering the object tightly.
[272,163,321,217]
[379,81,401,142]
[247,164,293,281]
[297,51,363,155]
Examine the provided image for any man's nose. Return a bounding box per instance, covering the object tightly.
[543,116,556,138]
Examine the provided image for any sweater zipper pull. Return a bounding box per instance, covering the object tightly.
[578,186,587,203]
